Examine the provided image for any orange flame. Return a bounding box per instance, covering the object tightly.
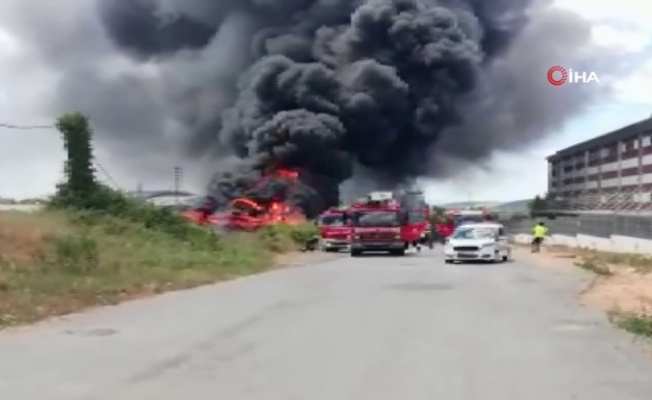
[204,167,305,230]
[273,168,299,179]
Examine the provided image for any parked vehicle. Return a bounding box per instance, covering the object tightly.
[348,190,429,256]
[445,208,497,228]
[317,207,351,252]
[443,222,511,263]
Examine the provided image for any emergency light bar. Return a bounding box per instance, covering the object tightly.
[458,209,484,215]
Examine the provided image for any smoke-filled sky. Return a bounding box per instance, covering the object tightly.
[0,0,651,204]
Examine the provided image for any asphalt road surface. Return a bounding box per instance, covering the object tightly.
[1,248,652,400]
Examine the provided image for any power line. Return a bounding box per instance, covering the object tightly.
[94,158,121,189]
[1,121,122,189]
[0,122,54,130]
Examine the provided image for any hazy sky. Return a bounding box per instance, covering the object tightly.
[1,0,651,203]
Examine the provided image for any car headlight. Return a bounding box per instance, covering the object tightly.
[481,243,495,248]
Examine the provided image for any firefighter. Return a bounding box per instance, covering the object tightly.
[531,221,548,253]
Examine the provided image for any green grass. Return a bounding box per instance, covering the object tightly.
[0,209,317,328]
[609,312,652,339]
[545,245,652,275]
[574,257,613,276]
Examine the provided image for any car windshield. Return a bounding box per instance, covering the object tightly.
[351,211,400,227]
[320,214,344,226]
[452,226,497,239]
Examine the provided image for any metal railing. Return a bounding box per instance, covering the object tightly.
[546,186,652,215]
[504,214,652,241]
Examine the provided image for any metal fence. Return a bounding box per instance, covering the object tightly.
[504,214,652,240]
[547,186,652,214]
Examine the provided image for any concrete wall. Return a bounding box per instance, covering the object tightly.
[512,233,652,254]
[507,214,652,254]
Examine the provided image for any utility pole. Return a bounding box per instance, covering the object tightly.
[173,166,182,204]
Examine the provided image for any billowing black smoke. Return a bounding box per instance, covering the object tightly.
[93,0,607,216]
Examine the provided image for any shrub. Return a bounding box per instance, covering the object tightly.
[255,222,318,253]
[48,234,100,274]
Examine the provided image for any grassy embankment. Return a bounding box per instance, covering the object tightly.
[0,203,317,328]
[545,245,652,339]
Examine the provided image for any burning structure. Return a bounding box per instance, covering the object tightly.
[211,167,306,229]
[90,0,611,223]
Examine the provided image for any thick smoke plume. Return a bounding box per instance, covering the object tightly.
[1,0,618,213]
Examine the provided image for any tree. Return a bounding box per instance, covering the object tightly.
[528,194,548,217]
[53,113,97,208]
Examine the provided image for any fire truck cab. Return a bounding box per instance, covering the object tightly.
[448,208,493,228]
[396,189,432,249]
[347,190,431,256]
[317,207,351,252]
[348,192,407,256]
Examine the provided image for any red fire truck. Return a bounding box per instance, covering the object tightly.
[446,207,495,228]
[395,188,432,248]
[317,207,351,252]
[347,190,431,256]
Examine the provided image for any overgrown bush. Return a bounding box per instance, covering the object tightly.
[0,209,277,327]
[256,222,318,253]
[48,234,100,274]
[58,187,218,248]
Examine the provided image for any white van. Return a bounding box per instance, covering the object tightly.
[443,222,511,263]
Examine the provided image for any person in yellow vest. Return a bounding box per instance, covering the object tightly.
[531,222,548,252]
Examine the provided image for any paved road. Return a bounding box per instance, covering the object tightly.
[1,248,651,399]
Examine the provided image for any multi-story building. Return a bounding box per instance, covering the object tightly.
[547,116,652,211]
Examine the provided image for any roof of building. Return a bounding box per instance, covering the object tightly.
[127,190,197,199]
[546,116,652,161]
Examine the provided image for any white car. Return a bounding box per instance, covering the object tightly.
[444,222,511,263]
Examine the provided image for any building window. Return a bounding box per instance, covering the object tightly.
[620,142,627,153]
[643,136,651,147]
[601,148,610,157]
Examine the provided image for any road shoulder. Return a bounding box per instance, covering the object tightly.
[512,244,652,347]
